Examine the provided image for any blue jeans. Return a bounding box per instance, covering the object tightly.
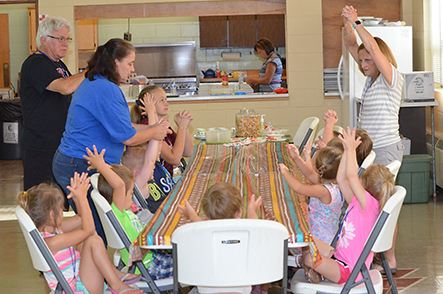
[52,149,107,246]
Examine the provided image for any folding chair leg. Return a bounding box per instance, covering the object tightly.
[282,240,288,294]
[135,260,161,294]
[379,252,398,294]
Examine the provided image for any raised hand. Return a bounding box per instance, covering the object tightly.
[66,172,90,202]
[83,145,106,171]
[178,199,201,222]
[339,127,361,151]
[286,143,301,160]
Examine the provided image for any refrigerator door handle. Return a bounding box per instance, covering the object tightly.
[338,55,344,100]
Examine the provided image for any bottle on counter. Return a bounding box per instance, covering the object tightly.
[216,61,221,78]
[238,72,244,90]
[260,114,266,137]
[222,74,229,86]
[170,79,177,95]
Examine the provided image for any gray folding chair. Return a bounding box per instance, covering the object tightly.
[291,185,406,294]
[15,206,74,294]
[293,117,320,154]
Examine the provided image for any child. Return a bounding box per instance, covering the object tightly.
[84,145,173,280]
[18,172,143,294]
[297,127,394,284]
[280,146,344,245]
[317,109,339,148]
[178,182,262,294]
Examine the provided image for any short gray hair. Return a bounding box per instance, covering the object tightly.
[36,16,71,48]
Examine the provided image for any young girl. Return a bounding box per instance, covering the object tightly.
[280,145,344,245]
[18,172,143,294]
[298,127,395,284]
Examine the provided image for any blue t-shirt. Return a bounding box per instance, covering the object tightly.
[59,75,136,164]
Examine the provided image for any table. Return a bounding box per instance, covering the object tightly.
[132,142,321,259]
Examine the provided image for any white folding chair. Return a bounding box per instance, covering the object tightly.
[358,150,376,177]
[171,219,289,294]
[387,160,402,181]
[291,185,406,294]
[91,189,173,294]
[293,117,320,153]
[15,206,75,294]
[90,172,99,190]
[315,125,344,140]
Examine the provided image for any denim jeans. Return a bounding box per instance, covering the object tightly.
[52,149,107,246]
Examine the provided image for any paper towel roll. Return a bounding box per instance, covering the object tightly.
[221,52,241,60]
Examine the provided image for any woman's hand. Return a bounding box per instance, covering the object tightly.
[341,5,358,23]
[150,119,172,140]
[83,145,106,171]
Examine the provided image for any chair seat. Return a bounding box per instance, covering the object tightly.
[134,278,174,292]
[290,269,383,294]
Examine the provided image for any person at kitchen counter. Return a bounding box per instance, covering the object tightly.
[131,85,194,176]
[20,16,85,191]
[53,38,171,245]
[245,38,283,92]
[342,5,404,275]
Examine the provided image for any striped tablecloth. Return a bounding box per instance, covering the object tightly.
[132,142,320,264]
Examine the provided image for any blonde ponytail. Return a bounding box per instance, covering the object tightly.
[361,164,395,211]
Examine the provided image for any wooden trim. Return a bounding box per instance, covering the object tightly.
[74,0,285,20]
[0,0,36,4]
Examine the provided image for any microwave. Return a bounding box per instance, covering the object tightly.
[402,71,434,101]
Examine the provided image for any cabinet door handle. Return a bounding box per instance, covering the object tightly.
[3,63,10,88]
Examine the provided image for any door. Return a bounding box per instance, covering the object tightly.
[0,14,11,88]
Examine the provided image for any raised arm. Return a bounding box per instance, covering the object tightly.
[136,139,161,198]
[321,110,338,145]
[178,199,202,222]
[83,145,127,212]
[342,5,393,84]
[246,194,262,219]
[286,144,319,184]
[336,142,353,204]
[45,172,94,254]
[139,92,158,125]
[160,110,194,165]
[339,127,367,209]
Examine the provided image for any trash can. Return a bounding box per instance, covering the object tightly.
[396,154,432,203]
[0,98,23,160]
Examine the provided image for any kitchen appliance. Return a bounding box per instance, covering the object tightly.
[133,42,197,96]
[339,26,413,128]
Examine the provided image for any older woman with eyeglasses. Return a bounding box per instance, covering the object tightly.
[20,16,85,191]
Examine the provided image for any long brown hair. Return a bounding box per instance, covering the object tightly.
[17,183,65,230]
[86,38,135,85]
[361,164,394,211]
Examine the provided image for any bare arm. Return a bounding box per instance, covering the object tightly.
[46,172,94,254]
[123,120,172,146]
[83,146,127,212]
[136,139,160,198]
[246,194,262,219]
[160,110,194,165]
[279,164,331,203]
[321,110,338,145]
[336,143,354,204]
[342,5,393,84]
[46,72,84,95]
[245,61,277,85]
[178,199,202,222]
[287,144,319,184]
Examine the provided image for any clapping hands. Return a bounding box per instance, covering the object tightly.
[174,110,194,129]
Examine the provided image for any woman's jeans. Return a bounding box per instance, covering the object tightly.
[52,148,107,246]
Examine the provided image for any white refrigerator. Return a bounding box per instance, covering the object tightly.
[338,26,413,128]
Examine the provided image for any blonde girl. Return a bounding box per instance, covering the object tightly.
[18,172,143,294]
[280,145,344,245]
[299,127,394,284]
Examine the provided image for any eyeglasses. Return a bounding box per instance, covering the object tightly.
[47,35,73,43]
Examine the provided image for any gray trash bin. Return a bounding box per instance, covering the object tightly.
[0,98,23,160]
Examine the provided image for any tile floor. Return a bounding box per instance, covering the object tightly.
[1,159,443,293]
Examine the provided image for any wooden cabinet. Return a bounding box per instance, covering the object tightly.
[228,15,256,47]
[77,19,97,52]
[27,7,37,54]
[199,16,228,48]
[200,14,285,48]
[257,14,285,47]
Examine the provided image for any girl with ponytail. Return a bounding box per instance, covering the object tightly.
[294,127,395,285]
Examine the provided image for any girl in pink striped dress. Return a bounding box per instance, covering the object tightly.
[18,172,143,294]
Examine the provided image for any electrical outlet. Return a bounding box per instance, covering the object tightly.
[124,32,132,41]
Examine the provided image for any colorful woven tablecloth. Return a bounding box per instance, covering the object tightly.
[131,142,321,265]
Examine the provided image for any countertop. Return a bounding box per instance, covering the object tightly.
[126,92,289,103]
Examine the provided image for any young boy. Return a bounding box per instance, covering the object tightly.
[84,145,173,279]
[178,182,262,294]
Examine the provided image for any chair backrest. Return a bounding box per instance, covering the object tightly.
[358,150,376,177]
[90,189,127,250]
[171,219,288,287]
[371,185,406,253]
[292,117,320,150]
[15,206,74,294]
[386,160,402,181]
[315,125,344,140]
[90,172,99,190]
[133,183,149,210]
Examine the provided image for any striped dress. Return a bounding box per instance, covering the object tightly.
[41,230,80,293]
[258,54,283,92]
[357,64,403,149]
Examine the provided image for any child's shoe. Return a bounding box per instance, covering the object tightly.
[303,266,325,284]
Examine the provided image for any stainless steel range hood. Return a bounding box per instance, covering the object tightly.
[133,41,196,79]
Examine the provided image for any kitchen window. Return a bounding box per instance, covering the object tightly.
[426,0,442,86]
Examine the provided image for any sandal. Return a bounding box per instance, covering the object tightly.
[109,287,143,294]
[304,266,324,284]
[121,273,143,285]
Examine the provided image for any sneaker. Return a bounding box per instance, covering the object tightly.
[304,266,325,284]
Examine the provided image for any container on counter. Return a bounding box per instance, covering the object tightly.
[235,108,261,137]
[216,62,221,78]
[206,127,231,144]
[222,75,229,86]
[238,72,245,90]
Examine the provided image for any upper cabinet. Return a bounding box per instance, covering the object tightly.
[200,14,285,48]
[77,19,98,52]
[27,7,37,55]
